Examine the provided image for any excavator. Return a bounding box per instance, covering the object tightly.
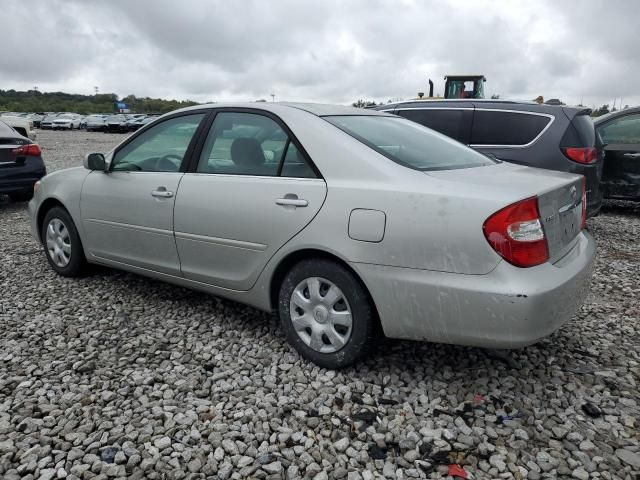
[419,75,486,99]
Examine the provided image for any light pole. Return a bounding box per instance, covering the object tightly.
[271,93,275,102]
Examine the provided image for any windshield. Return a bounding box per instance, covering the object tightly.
[107,115,126,121]
[325,115,496,171]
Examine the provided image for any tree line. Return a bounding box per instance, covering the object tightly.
[0,89,200,114]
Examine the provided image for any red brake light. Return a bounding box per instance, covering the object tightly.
[12,144,42,157]
[563,147,597,165]
[483,197,549,268]
[581,176,587,229]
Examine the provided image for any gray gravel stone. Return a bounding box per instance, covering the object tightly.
[0,131,638,480]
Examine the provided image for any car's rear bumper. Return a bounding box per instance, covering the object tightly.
[352,230,596,348]
[0,158,46,194]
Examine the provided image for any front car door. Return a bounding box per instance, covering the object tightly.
[80,111,207,275]
[597,112,640,200]
[174,109,327,290]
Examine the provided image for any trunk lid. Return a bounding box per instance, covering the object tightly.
[426,162,584,262]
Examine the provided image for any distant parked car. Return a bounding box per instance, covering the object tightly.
[594,106,640,201]
[127,116,158,131]
[28,113,45,128]
[85,115,107,132]
[40,114,60,130]
[105,114,131,133]
[28,103,595,368]
[0,115,37,140]
[53,114,82,130]
[0,120,46,201]
[373,99,604,217]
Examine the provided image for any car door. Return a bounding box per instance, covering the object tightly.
[597,112,640,199]
[80,111,207,275]
[174,110,327,290]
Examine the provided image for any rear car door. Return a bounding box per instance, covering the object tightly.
[80,111,207,275]
[597,112,640,199]
[393,105,473,144]
[174,109,327,290]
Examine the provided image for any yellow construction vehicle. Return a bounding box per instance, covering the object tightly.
[418,75,487,99]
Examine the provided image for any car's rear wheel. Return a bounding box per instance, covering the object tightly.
[41,207,87,277]
[278,258,377,368]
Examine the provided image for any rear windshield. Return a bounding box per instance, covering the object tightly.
[324,115,495,171]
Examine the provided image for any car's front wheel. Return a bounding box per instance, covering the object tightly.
[41,207,87,277]
[278,258,377,369]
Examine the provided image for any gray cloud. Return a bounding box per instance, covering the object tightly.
[0,0,638,109]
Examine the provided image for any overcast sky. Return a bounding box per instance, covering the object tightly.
[1,0,638,108]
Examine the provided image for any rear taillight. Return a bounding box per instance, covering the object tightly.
[581,176,587,229]
[12,144,41,156]
[562,147,598,165]
[483,197,549,268]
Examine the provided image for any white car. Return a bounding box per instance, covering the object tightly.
[52,114,82,130]
[0,115,37,140]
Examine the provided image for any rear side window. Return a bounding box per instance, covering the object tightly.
[197,112,318,178]
[471,111,551,146]
[598,114,640,144]
[396,109,469,142]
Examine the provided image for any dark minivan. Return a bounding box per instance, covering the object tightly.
[374,100,603,216]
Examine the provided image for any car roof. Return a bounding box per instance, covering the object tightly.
[373,98,591,116]
[593,106,640,124]
[175,102,393,117]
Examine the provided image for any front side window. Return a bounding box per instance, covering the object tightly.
[599,114,640,144]
[471,111,551,146]
[112,113,204,172]
[325,115,495,171]
[197,112,316,177]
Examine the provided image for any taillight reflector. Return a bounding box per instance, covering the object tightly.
[12,144,41,157]
[483,196,549,268]
[563,147,598,165]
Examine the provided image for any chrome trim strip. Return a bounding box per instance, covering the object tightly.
[174,231,267,251]
[84,218,173,236]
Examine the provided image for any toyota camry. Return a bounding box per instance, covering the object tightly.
[29,103,595,368]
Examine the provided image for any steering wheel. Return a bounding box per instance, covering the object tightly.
[155,154,182,172]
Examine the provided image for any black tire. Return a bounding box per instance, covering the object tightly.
[9,189,33,202]
[41,206,87,277]
[278,258,377,369]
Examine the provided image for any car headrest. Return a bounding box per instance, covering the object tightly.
[230,138,265,167]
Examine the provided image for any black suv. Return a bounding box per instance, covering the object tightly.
[374,100,603,216]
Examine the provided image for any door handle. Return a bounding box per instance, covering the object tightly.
[151,187,174,198]
[276,194,308,207]
[622,152,640,159]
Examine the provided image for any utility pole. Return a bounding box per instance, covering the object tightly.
[94,86,99,95]
[270,93,275,102]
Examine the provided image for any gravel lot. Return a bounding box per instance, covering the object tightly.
[1,130,639,480]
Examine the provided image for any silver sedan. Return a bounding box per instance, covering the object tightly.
[29,103,596,368]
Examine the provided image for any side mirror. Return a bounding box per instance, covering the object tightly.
[84,153,106,171]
